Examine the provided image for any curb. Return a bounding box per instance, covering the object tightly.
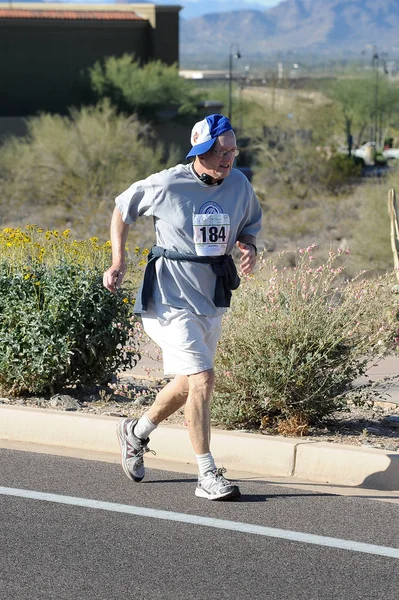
[0,405,398,491]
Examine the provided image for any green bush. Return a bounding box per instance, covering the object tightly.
[89,54,200,120]
[212,246,398,433]
[0,101,176,240]
[0,226,144,396]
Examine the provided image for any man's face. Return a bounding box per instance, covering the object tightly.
[200,131,238,180]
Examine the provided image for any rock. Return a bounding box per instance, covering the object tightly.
[382,415,399,428]
[147,380,163,389]
[133,396,148,406]
[49,394,80,411]
[364,426,383,435]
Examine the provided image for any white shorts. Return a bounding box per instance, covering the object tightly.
[141,302,223,377]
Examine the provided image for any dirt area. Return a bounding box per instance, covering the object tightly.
[1,374,398,452]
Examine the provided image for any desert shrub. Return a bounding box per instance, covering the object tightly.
[212,245,398,432]
[319,153,362,193]
[253,131,361,200]
[89,54,200,120]
[0,226,146,395]
[0,101,177,240]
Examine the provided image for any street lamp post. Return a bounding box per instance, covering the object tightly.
[228,44,241,123]
[372,46,379,145]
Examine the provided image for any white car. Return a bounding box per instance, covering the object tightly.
[382,147,399,160]
[352,142,399,162]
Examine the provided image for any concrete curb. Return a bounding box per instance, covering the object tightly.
[0,405,398,491]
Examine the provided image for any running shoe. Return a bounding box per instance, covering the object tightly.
[117,418,154,482]
[195,467,241,500]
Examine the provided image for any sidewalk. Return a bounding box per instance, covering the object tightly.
[0,352,398,492]
[356,355,399,404]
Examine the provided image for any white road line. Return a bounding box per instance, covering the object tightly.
[1,485,398,559]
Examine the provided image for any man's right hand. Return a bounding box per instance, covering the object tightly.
[103,265,125,294]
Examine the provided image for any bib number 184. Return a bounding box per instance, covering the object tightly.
[193,213,230,256]
[199,225,227,243]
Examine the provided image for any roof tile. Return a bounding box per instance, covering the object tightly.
[0,9,145,21]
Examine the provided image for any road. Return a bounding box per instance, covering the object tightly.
[0,447,398,600]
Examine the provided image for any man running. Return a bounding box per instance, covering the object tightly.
[103,114,262,500]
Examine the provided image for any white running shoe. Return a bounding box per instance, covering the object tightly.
[195,468,241,500]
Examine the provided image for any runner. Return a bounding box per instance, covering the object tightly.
[103,114,262,500]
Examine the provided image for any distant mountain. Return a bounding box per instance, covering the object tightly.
[180,0,399,60]
[177,0,277,21]
[13,0,282,21]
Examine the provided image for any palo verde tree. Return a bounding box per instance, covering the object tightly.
[324,75,399,152]
[89,54,201,121]
[324,77,374,153]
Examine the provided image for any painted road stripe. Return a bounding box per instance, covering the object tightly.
[1,485,398,559]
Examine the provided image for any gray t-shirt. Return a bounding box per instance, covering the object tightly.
[115,163,262,317]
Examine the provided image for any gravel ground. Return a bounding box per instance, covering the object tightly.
[1,375,399,452]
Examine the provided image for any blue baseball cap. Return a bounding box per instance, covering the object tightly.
[186,114,233,158]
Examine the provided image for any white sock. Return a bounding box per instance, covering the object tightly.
[196,453,216,477]
[133,414,157,440]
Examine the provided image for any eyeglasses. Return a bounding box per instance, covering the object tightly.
[211,148,240,158]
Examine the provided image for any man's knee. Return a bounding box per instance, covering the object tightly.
[188,369,215,399]
[172,374,190,402]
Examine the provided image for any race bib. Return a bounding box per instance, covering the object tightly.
[193,213,230,256]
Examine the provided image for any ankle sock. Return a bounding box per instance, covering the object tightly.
[196,452,216,477]
[133,414,157,440]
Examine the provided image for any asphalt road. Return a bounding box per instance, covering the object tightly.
[1,448,398,600]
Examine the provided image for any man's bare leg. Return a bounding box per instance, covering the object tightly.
[146,375,189,425]
[185,369,214,455]
[184,369,240,499]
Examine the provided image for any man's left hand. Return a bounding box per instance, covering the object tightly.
[236,241,257,275]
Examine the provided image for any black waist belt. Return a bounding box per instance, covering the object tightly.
[134,245,241,314]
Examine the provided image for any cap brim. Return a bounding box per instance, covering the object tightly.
[186,138,216,159]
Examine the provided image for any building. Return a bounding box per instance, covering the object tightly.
[0,3,181,116]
